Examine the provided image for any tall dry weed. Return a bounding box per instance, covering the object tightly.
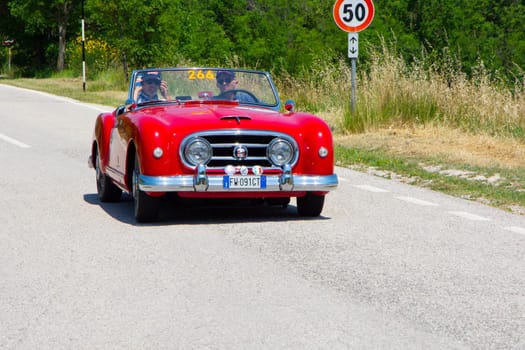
[277,43,525,139]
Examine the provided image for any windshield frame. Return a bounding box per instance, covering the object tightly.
[126,67,282,111]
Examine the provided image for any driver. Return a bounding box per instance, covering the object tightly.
[215,71,256,103]
[136,71,170,103]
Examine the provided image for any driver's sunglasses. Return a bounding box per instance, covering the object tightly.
[217,77,232,85]
[144,80,160,85]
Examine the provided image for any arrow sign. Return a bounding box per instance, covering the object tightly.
[348,33,359,58]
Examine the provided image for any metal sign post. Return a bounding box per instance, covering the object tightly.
[1,39,16,74]
[333,0,375,114]
[348,32,359,113]
[81,0,86,92]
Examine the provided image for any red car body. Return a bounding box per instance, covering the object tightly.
[89,68,338,222]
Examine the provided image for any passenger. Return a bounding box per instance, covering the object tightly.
[135,71,170,103]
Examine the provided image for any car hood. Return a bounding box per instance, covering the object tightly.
[134,102,324,134]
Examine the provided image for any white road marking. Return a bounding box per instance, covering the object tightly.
[448,211,490,221]
[353,184,389,193]
[339,172,520,236]
[395,196,438,206]
[504,226,525,236]
[0,133,31,148]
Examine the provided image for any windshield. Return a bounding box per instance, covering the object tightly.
[129,68,280,109]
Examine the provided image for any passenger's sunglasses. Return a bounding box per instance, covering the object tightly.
[217,77,232,85]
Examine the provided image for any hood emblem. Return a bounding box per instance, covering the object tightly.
[233,145,248,160]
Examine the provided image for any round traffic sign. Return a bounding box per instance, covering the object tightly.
[333,0,375,33]
[1,39,15,47]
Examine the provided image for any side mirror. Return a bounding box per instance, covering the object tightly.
[284,99,296,112]
[115,105,127,116]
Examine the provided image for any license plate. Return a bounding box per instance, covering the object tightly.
[223,176,266,189]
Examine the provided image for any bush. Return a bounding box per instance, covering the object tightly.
[66,36,119,79]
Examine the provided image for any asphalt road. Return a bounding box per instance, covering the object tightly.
[1,84,524,350]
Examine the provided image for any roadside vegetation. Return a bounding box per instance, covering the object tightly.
[2,45,524,215]
[278,44,525,214]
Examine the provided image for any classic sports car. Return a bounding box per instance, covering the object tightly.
[89,68,338,222]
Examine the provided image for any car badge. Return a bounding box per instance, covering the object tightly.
[252,165,263,175]
[225,165,236,175]
[233,145,248,160]
[240,166,249,176]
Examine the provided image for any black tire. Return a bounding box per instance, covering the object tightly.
[132,156,160,222]
[96,151,122,202]
[296,193,325,217]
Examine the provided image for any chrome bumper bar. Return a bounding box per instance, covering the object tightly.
[138,173,338,192]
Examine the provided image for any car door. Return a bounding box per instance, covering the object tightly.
[107,114,129,187]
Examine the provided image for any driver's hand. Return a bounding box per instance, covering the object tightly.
[160,80,169,98]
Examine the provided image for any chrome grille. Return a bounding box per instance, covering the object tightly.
[181,130,298,169]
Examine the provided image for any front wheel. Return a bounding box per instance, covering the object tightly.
[133,156,160,222]
[296,193,325,217]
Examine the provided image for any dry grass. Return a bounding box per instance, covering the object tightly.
[335,125,525,169]
[278,44,525,140]
[277,44,524,186]
[359,48,525,136]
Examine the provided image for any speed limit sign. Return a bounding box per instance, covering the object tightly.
[333,0,375,113]
[333,0,375,33]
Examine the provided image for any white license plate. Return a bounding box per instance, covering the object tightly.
[223,176,266,189]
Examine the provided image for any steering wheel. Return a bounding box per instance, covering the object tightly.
[216,89,259,103]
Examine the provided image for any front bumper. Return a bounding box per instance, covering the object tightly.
[139,169,338,193]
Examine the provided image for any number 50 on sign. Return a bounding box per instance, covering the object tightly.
[333,0,375,33]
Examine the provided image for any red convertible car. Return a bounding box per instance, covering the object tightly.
[89,68,338,222]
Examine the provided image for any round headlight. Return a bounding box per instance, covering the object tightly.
[268,138,294,166]
[184,138,212,165]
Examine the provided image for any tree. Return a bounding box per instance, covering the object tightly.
[1,0,522,84]
[8,0,78,71]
